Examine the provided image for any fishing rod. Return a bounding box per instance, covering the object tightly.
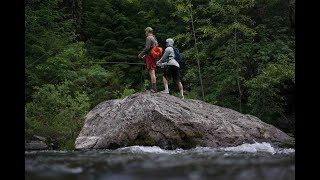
[74,61,145,65]
[27,47,146,67]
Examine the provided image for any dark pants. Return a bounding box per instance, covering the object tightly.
[163,65,181,84]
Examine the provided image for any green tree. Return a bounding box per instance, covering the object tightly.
[26,0,75,102]
[171,0,294,133]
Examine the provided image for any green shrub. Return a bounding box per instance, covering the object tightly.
[25,81,90,150]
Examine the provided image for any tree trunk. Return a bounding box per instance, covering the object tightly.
[189,1,205,100]
[234,17,242,113]
[63,0,84,41]
[287,0,295,30]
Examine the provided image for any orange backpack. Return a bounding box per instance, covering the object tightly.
[150,44,163,59]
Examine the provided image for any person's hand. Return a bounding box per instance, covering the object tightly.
[138,54,142,58]
[156,61,160,66]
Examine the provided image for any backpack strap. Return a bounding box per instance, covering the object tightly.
[148,35,158,54]
[152,35,158,47]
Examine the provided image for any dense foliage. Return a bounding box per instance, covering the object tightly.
[26,0,295,149]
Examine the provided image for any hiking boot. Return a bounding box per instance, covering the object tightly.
[180,95,185,99]
[160,90,169,94]
[149,88,157,93]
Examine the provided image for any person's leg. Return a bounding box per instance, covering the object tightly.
[163,76,169,90]
[173,66,184,99]
[149,69,156,83]
[161,66,169,93]
[146,55,157,92]
[161,75,169,93]
[149,69,157,92]
[177,81,184,99]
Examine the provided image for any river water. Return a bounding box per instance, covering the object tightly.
[25,142,295,180]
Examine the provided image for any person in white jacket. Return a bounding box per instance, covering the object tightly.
[156,38,184,99]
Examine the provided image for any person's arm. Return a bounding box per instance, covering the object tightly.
[157,47,170,66]
[138,37,152,58]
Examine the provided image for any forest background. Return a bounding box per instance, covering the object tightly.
[25,0,295,149]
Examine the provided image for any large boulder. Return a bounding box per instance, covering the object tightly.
[75,93,294,150]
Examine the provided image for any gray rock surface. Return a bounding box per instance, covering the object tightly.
[25,135,49,150]
[25,140,48,150]
[75,93,294,150]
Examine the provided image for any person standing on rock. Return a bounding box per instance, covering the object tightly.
[156,38,184,99]
[138,27,159,93]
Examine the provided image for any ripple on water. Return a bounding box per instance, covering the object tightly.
[25,142,295,180]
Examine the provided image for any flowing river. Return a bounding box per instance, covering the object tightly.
[25,142,295,180]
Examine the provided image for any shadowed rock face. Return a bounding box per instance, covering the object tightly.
[25,135,48,150]
[75,93,294,150]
